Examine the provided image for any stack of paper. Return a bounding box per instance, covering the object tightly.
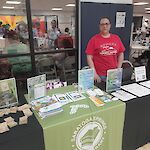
[121,83,150,97]
[111,90,136,101]
[139,80,150,89]
[66,91,86,101]
[31,96,63,119]
[39,102,63,119]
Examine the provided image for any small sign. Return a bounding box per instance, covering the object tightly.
[135,66,147,82]
[116,12,126,28]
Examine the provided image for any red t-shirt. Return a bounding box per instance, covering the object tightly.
[86,33,125,76]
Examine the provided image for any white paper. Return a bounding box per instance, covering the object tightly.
[67,91,86,101]
[116,12,126,28]
[111,90,136,101]
[135,66,147,82]
[139,80,150,89]
[121,83,150,97]
[34,83,46,99]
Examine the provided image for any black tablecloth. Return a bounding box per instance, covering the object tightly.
[0,100,45,150]
[122,94,150,150]
[96,81,150,150]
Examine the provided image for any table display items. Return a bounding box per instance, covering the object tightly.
[0,78,18,108]
[78,68,94,92]
[31,96,63,119]
[46,79,67,90]
[0,104,33,134]
[121,83,150,97]
[139,80,150,88]
[27,74,46,101]
[111,90,136,101]
[106,68,123,92]
[134,66,147,82]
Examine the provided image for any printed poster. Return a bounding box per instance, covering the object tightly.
[0,78,18,108]
[106,68,123,92]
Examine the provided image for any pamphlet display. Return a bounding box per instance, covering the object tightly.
[78,68,94,92]
[111,90,136,101]
[121,83,150,97]
[134,66,147,82]
[46,79,67,90]
[0,78,18,108]
[106,68,123,92]
[27,74,46,101]
[139,80,150,89]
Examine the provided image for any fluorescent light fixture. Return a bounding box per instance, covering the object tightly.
[134,2,149,5]
[3,6,14,9]
[52,7,63,11]
[146,11,150,13]
[6,1,21,4]
[66,4,75,7]
[145,7,150,10]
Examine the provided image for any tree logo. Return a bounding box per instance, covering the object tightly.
[71,116,107,150]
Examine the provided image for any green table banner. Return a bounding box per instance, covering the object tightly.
[25,85,125,150]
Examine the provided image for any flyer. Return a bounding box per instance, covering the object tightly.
[111,90,136,101]
[27,74,46,101]
[78,68,94,92]
[106,68,123,92]
[0,78,18,108]
[67,91,86,101]
[121,83,150,97]
[134,66,147,82]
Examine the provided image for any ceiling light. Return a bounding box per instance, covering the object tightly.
[146,11,150,14]
[6,1,21,4]
[145,8,150,10]
[66,4,75,7]
[3,6,14,9]
[52,8,63,11]
[134,2,149,5]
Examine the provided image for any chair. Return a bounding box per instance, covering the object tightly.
[122,60,134,82]
[62,56,76,83]
[36,57,57,80]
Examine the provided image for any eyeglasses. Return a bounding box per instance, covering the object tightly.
[100,23,110,26]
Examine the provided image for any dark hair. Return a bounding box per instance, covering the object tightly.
[65,27,69,32]
[100,17,111,24]
[4,30,18,40]
[51,20,56,24]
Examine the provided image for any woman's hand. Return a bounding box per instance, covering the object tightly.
[94,72,101,83]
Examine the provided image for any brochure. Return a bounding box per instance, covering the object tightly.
[111,90,136,101]
[78,68,94,92]
[121,83,150,97]
[27,74,46,101]
[67,91,86,101]
[31,96,63,118]
[139,80,150,89]
[0,78,18,108]
[46,80,67,90]
[135,66,146,82]
[106,68,123,92]
[54,94,72,105]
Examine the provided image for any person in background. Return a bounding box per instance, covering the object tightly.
[5,30,29,54]
[4,30,31,75]
[64,27,71,35]
[0,21,4,36]
[48,20,60,49]
[141,19,150,40]
[86,17,125,82]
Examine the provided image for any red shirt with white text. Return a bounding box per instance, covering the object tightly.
[86,34,125,76]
